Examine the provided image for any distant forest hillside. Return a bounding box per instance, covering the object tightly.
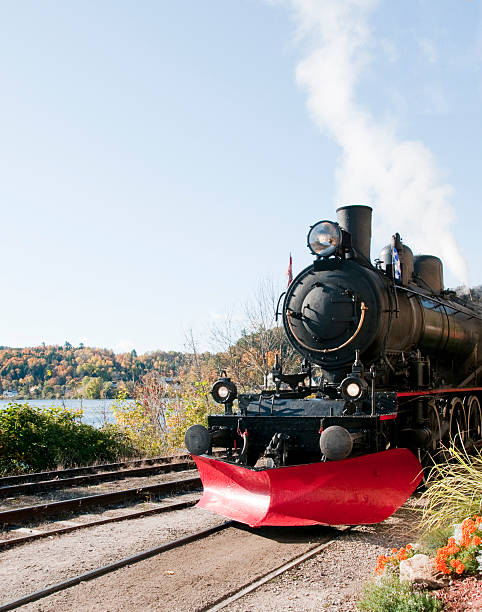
[0,344,200,399]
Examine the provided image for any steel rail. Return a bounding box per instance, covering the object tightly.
[0,521,234,612]
[0,476,201,525]
[0,460,195,498]
[202,526,351,612]
[0,451,224,488]
[0,456,178,487]
[0,452,215,487]
[0,497,199,551]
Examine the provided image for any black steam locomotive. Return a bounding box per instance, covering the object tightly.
[185,205,482,527]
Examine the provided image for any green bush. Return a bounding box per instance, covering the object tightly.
[358,575,443,611]
[418,524,454,556]
[112,377,217,455]
[0,403,136,474]
[112,393,167,457]
[165,381,215,449]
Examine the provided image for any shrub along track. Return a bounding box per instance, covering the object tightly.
[0,520,350,612]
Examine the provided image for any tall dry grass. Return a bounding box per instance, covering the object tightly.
[420,443,482,530]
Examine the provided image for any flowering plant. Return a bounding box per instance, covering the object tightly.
[375,545,415,575]
[435,515,482,576]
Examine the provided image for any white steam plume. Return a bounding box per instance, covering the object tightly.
[287,0,469,285]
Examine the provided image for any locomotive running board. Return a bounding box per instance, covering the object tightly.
[192,448,422,527]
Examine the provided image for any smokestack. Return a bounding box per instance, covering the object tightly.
[336,205,372,261]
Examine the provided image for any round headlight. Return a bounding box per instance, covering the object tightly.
[217,385,230,399]
[340,376,367,401]
[307,221,341,257]
[346,382,361,398]
[211,378,237,404]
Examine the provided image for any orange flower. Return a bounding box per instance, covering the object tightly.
[472,535,482,547]
[435,553,451,574]
[375,554,389,575]
[374,543,415,575]
[456,563,465,575]
[461,518,477,546]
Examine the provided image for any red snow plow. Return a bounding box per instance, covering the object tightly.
[193,449,422,527]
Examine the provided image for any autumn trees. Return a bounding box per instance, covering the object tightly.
[0,345,189,399]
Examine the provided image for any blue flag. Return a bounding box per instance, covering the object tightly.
[392,247,401,281]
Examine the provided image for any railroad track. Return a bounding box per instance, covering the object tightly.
[0,522,234,612]
[0,452,208,551]
[0,475,201,527]
[0,454,189,487]
[0,496,200,551]
[0,453,354,611]
[0,451,224,489]
[0,459,196,497]
[0,521,351,612]
[203,526,351,611]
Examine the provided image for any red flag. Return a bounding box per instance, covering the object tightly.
[287,253,293,287]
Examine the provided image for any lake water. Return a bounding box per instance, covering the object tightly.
[0,399,125,427]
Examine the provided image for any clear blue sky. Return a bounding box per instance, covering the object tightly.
[0,0,480,353]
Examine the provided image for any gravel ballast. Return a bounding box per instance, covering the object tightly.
[0,500,424,611]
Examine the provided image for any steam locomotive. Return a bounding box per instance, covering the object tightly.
[185,205,482,527]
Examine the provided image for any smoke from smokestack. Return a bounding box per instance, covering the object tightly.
[284,0,469,285]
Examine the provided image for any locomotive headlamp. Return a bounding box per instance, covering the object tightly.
[217,386,230,400]
[346,382,361,397]
[211,378,237,404]
[307,221,342,257]
[340,376,367,402]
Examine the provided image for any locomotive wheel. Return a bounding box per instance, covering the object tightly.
[418,399,444,476]
[448,396,467,450]
[466,395,482,450]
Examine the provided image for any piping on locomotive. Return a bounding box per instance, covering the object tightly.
[184,205,482,527]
